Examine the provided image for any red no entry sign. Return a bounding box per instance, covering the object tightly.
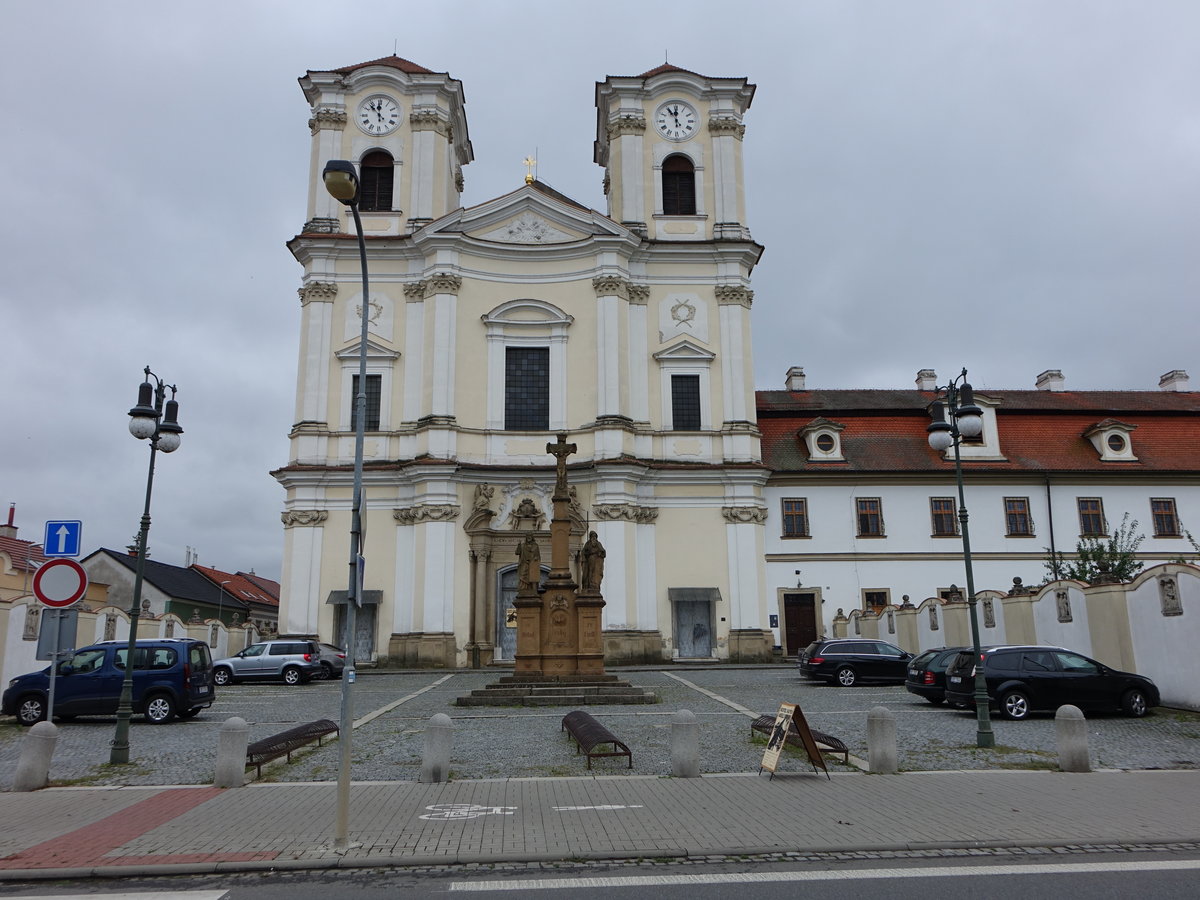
[33,558,89,608]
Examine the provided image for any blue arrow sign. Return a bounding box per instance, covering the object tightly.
[43,520,83,558]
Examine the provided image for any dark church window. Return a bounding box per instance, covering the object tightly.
[505,347,549,431]
[662,154,696,215]
[671,374,701,431]
[359,151,394,212]
[350,374,381,431]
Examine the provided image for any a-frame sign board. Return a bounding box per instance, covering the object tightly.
[759,701,830,780]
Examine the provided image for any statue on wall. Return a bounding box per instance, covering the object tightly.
[23,605,40,640]
[929,603,939,631]
[473,483,495,512]
[886,608,895,634]
[104,614,117,641]
[509,497,544,530]
[982,597,996,629]
[517,534,541,592]
[1159,576,1183,617]
[1056,589,1072,623]
[580,531,606,591]
[568,485,586,528]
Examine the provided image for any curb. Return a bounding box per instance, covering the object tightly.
[5,838,1200,882]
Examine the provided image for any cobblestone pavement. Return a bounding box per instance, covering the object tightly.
[1,667,1197,788]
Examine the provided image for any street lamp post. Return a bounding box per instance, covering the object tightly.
[217,579,231,625]
[110,367,183,765]
[927,368,995,749]
[323,159,371,852]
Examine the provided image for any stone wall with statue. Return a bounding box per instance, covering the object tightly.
[835,562,1200,710]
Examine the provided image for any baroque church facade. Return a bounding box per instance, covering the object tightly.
[275,55,772,666]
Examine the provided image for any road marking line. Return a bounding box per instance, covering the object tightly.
[354,673,456,729]
[1,894,229,900]
[450,858,1200,891]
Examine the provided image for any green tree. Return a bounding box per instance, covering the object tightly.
[1044,512,1145,583]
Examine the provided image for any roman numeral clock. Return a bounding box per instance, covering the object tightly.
[654,100,697,141]
[356,93,401,135]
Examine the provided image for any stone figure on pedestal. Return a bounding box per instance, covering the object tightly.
[580,531,606,591]
[517,534,541,593]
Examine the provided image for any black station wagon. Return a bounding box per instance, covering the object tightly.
[799,638,913,687]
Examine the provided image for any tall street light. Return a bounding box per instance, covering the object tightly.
[323,159,370,851]
[927,368,995,749]
[110,367,183,765]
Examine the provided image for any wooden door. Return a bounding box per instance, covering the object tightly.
[782,592,818,656]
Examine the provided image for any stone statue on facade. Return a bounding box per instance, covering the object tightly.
[473,483,494,512]
[580,531,606,591]
[517,534,541,593]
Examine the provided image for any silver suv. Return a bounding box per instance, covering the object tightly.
[211,640,322,686]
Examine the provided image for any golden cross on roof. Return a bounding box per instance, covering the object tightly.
[523,155,537,184]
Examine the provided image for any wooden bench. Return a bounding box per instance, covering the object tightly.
[750,714,849,764]
[561,710,633,769]
[246,719,339,777]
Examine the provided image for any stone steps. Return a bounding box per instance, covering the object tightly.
[454,677,659,707]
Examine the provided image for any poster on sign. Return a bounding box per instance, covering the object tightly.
[759,701,829,779]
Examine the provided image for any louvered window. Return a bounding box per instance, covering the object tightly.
[359,151,394,212]
[662,154,696,215]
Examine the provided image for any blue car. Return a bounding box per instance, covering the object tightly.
[3,638,215,725]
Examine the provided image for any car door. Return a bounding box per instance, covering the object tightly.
[873,641,910,681]
[1050,650,1108,711]
[234,643,268,677]
[54,647,116,715]
[1016,650,1060,710]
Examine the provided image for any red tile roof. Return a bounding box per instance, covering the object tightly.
[0,535,46,573]
[191,564,279,608]
[325,55,436,76]
[758,389,1200,474]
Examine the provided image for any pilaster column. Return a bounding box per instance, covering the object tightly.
[715,285,755,427]
[708,115,749,240]
[296,282,337,427]
[626,284,650,422]
[424,274,461,421]
[608,116,647,233]
[307,109,347,229]
[592,276,628,421]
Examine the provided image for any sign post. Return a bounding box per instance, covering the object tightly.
[33,559,89,722]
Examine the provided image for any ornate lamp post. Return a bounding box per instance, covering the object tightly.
[110,368,183,765]
[927,368,995,749]
[323,159,370,851]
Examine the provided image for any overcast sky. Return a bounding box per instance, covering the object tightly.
[3,1,1197,582]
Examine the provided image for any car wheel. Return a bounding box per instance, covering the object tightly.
[319,662,334,680]
[212,667,233,686]
[1122,688,1149,718]
[16,694,47,726]
[178,706,202,719]
[144,693,176,724]
[836,666,857,687]
[1001,689,1030,720]
[282,666,303,686]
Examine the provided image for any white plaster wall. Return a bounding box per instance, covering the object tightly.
[1127,567,1200,710]
[1030,584,1093,657]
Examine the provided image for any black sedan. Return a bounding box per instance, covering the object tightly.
[904,646,968,705]
[943,644,1160,720]
[798,638,913,686]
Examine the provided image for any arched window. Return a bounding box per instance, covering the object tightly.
[662,154,696,215]
[359,151,394,212]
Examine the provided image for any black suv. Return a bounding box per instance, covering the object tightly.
[799,638,913,686]
[3,638,214,725]
[944,645,1159,720]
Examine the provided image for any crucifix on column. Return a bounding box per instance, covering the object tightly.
[546,433,576,498]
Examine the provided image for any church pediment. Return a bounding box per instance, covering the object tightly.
[652,338,716,363]
[423,182,634,245]
[334,337,400,361]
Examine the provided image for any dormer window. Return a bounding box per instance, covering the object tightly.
[800,418,845,461]
[1084,419,1138,462]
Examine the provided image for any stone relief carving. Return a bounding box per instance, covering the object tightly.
[403,282,427,300]
[508,497,545,530]
[627,284,650,305]
[23,605,39,640]
[473,483,495,513]
[715,285,754,308]
[393,504,462,526]
[105,614,117,641]
[165,619,175,638]
[1056,589,1073,623]
[722,506,768,525]
[298,282,338,305]
[210,624,219,645]
[282,510,328,528]
[308,108,347,133]
[425,273,462,296]
[707,115,746,138]
[593,504,658,524]
[670,299,697,328]
[592,276,630,300]
[982,597,996,628]
[929,603,939,631]
[853,614,861,635]
[481,213,574,244]
[356,297,384,327]
[409,110,449,135]
[607,114,646,137]
[887,609,895,634]
[1159,576,1183,617]
[567,486,586,528]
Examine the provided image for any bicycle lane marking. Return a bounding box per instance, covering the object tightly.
[0,787,278,869]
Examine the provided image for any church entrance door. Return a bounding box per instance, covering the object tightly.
[495,567,519,661]
[334,603,377,664]
[674,600,712,657]
[782,592,818,656]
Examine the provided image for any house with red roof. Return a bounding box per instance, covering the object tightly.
[760,366,1200,655]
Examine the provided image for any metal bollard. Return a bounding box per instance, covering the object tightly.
[867,706,897,774]
[13,721,59,792]
[1055,705,1091,772]
[214,716,250,788]
[670,709,700,778]
[420,713,454,783]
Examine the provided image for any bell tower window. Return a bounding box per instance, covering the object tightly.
[662,154,696,215]
[359,151,394,212]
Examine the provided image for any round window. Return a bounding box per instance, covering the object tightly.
[816,434,836,453]
[1107,433,1126,452]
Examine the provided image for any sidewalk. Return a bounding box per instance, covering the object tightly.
[2,768,1199,880]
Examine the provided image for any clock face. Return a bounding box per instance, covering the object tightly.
[655,101,698,141]
[356,94,402,135]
